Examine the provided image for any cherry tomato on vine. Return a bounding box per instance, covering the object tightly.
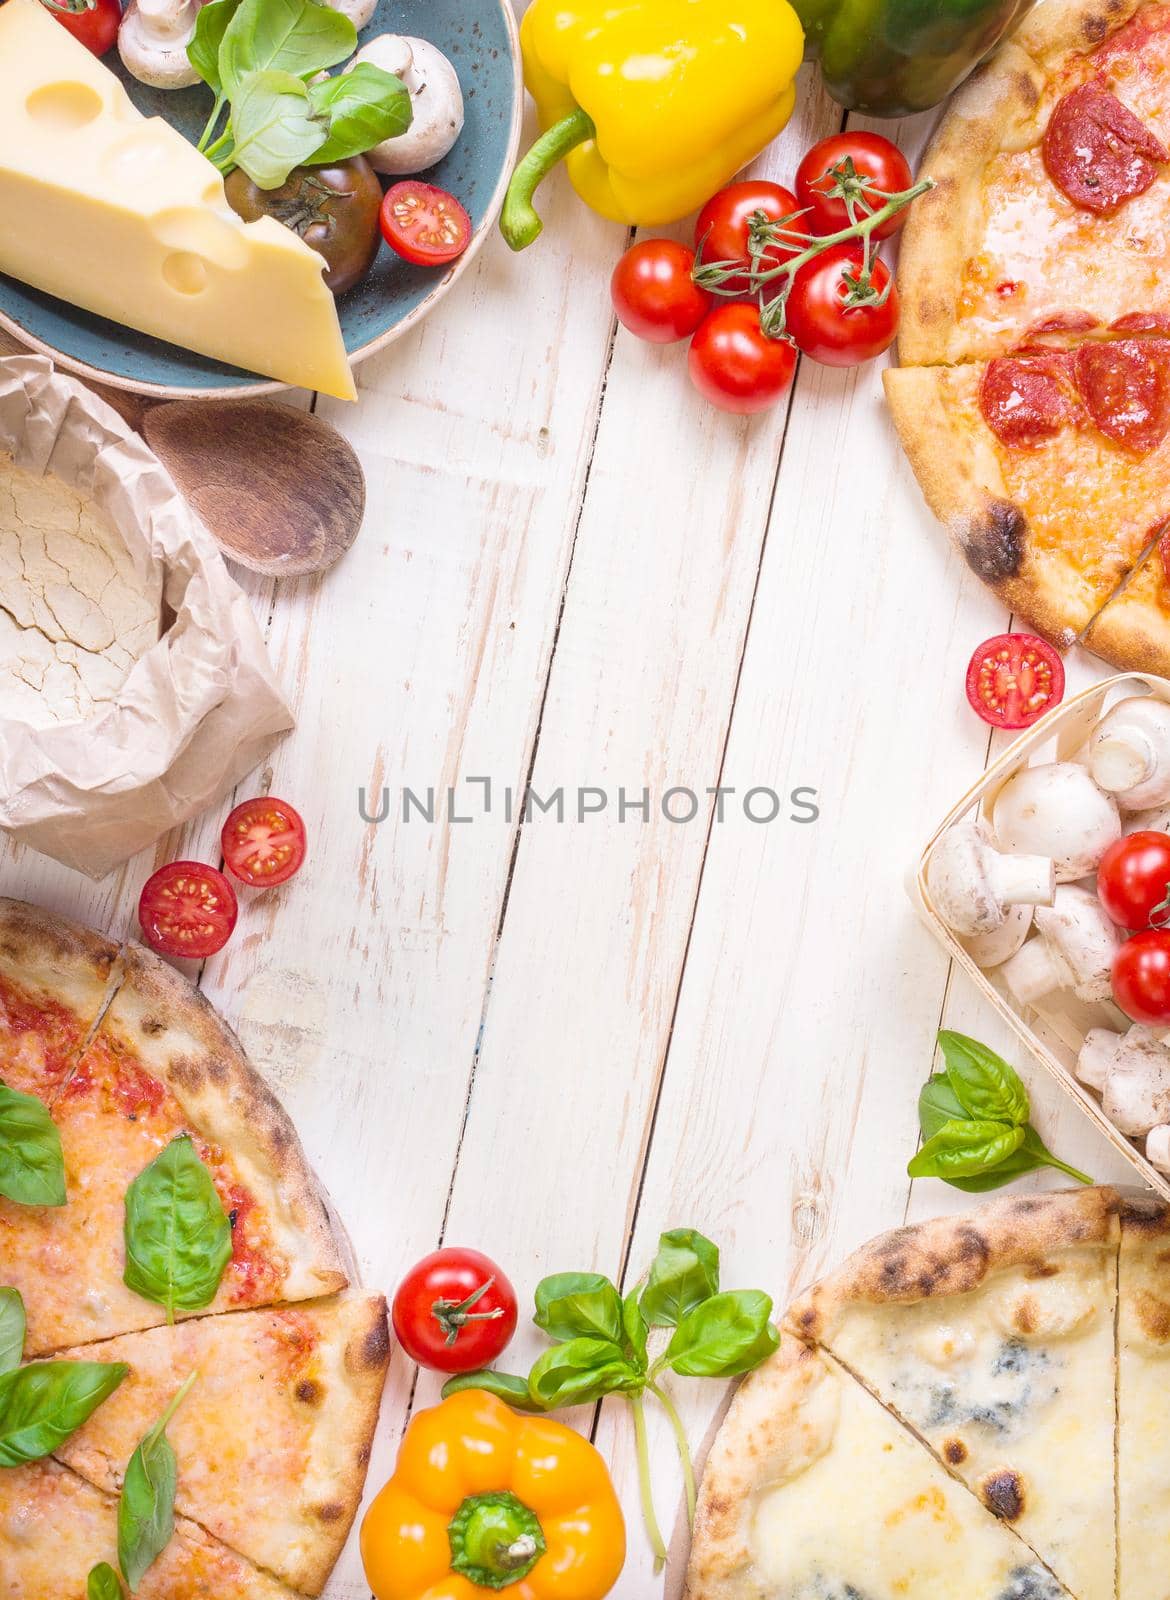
[221,797,307,887]
[392,1248,518,1374]
[795,133,914,240]
[784,245,899,367]
[688,304,797,415]
[611,239,711,343]
[1098,833,1170,931]
[138,862,238,960]
[1114,929,1170,1024]
[694,181,812,296]
[379,182,471,266]
[965,633,1065,730]
[41,0,121,55]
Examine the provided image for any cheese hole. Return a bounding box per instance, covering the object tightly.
[152,208,249,271]
[162,252,209,295]
[104,131,172,183]
[26,81,103,130]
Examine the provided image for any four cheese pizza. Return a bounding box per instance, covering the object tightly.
[0,899,390,1598]
[687,1188,1170,1600]
[889,0,1170,672]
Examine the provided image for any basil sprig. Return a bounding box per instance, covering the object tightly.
[123,1137,233,1322]
[87,1564,125,1600]
[909,1031,1093,1192]
[189,0,412,190]
[118,1373,197,1590]
[0,1083,66,1207]
[0,1360,128,1466]
[442,1228,779,1571]
[0,1289,25,1375]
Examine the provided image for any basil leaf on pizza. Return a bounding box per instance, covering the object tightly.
[87,1563,125,1600]
[123,1136,233,1322]
[664,1289,779,1377]
[117,1373,197,1590]
[937,1030,1030,1126]
[908,1118,1027,1180]
[0,1083,66,1207]
[0,1359,128,1465]
[534,1273,624,1344]
[640,1228,720,1327]
[0,1289,25,1374]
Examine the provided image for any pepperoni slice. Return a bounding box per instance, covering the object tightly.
[1024,311,1102,341]
[1161,529,1170,589]
[1042,80,1167,214]
[1111,311,1170,336]
[1073,338,1170,453]
[980,351,1082,448]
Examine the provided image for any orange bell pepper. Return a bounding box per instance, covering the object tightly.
[360,1390,626,1600]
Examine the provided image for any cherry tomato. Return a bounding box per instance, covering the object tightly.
[784,244,899,367]
[610,239,711,344]
[221,797,307,888]
[965,633,1066,730]
[1114,929,1170,1023]
[795,133,914,240]
[379,182,471,267]
[138,863,238,960]
[41,0,121,55]
[688,304,797,415]
[694,181,812,296]
[1098,833,1170,931]
[392,1248,518,1374]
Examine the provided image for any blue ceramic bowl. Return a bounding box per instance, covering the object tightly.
[0,0,522,397]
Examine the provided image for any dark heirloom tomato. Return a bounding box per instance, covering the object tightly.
[40,0,121,55]
[392,1248,518,1374]
[694,181,811,295]
[965,634,1065,729]
[138,863,238,960]
[1098,833,1170,930]
[221,797,307,887]
[225,159,382,296]
[794,133,914,239]
[1114,929,1170,1024]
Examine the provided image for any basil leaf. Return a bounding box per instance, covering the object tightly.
[87,1564,125,1600]
[440,1369,546,1411]
[527,1339,643,1408]
[665,1290,779,1378]
[0,1361,128,1466]
[123,1136,233,1321]
[219,0,355,99]
[622,1287,648,1367]
[188,0,241,93]
[0,1288,25,1374]
[533,1273,623,1344]
[938,1031,1030,1127]
[907,1118,1027,1181]
[918,1074,968,1142]
[0,1083,66,1207]
[307,63,412,166]
[640,1229,720,1328]
[228,69,327,190]
[118,1374,196,1591]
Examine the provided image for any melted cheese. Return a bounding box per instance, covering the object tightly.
[1119,1220,1170,1600]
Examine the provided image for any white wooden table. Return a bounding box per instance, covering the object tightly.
[0,40,1141,1599]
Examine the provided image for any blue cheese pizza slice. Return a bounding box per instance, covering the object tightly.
[784,1189,1119,1600]
[1118,1193,1170,1600]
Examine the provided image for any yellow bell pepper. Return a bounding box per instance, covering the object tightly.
[500,0,805,250]
[360,1390,626,1599]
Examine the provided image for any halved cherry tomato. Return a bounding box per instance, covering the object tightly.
[221,797,307,887]
[1098,832,1170,930]
[965,633,1066,729]
[795,133,914,241]
[694,181,812,296]
[688,304,797,415]
[784,245,899,366]
[1114,929,1170,1023]
[392,1248,518,1374]
[40,0,121,55]
[138,863,238,959]
[611,239,711,343]
[379,182,471,266]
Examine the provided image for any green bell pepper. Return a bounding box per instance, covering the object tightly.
[794,0,1037,116]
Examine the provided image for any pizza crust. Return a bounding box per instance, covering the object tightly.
[1080,551,1170,674]
[0,895,119,1051]
[1014,0,1147,64]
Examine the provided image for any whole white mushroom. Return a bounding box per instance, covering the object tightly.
[992,762,1121,882]
[1001,885,1120,1005]
[926,819,1053,940]
[1088,697,1170,811]
[346,35,464,174]
[325,0,377,32]
[118,0,201,88]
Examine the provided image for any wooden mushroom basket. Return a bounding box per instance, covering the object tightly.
[912,672,1170,1201]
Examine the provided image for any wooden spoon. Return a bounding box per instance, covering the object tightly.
[142,399,365,577]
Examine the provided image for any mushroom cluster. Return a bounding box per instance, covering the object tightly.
[1077,1025,1170,1173]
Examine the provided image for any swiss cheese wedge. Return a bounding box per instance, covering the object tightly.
[0,0,356,399]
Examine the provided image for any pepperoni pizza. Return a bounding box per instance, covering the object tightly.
[888,0,1170,670]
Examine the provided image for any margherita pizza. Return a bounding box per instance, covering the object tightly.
[889,0,1170,671]
[686,1188,1170,1600]
[0,899,390,1598]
